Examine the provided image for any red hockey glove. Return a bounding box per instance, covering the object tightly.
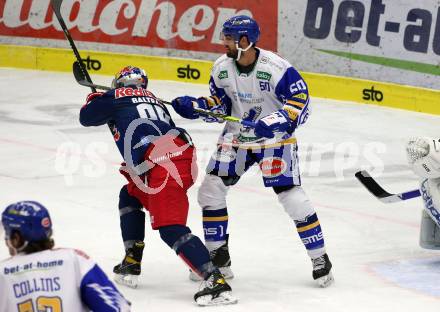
[85,92,104,105]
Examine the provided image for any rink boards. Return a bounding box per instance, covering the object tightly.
[1,43,439,115]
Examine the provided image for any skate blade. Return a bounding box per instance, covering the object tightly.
[114,273,139,289]
[189,267,234,282]
[195,291,238,306]
[316,272,334,288]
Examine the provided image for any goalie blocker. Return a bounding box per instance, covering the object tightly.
[407,137,440,250]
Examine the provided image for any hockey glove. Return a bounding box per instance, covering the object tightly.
[241,108,259,131]
[84,92,104,105]
[171,96,199,119]
[197,96,226,123]
[172,96,226,123]
[255,110,293,139]
[407,137,440,179]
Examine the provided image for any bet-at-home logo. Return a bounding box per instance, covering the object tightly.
[256,71,272,81]
[303,0,440,56]
[218,70,228,79]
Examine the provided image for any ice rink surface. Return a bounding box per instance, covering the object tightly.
[0,68,439,311]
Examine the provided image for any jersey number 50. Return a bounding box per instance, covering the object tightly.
[290,79,307,93]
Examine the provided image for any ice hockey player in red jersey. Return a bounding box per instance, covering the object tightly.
[79,65,236,306]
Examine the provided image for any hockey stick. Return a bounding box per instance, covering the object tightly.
[72,62,256,128]
[51,0,95,93]
[355,170,421,203]
[72,62,111,91]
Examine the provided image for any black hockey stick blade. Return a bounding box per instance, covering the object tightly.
[355,170,421,203]
[73,61,111,91]
[51,0,96,92]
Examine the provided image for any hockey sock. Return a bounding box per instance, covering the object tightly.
[203,207,229,251]
[119,185,145,249]
[159,225,215,279]
[295,213,326,258]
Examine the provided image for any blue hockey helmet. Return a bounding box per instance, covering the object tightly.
[222,15,260,45]
[1,201,53,242]
[112,66,148,89]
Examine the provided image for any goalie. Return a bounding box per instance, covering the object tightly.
[406,137,440,249]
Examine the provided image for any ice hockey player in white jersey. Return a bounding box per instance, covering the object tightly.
[0,201,131,311]
[171,15,334,287]
[406,137,440,249]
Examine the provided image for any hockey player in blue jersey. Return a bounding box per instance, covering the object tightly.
[79,66,236,305]
[0,200,131,311]
[172,15,334,287]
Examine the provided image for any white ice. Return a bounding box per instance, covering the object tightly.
[0,68,439,312]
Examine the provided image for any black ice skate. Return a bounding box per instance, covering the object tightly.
[113,241,145,288]
[312,253,334,287]
[190,236,234,281]
[194,270,237,306]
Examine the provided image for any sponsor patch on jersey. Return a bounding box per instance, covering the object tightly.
[256,71,272,81]
[260,56,269,64]
[115,87,154,99]
[259,157,287,177]
[218,70,228,79]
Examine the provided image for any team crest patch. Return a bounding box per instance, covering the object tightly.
[256,71,272,81]
[259,157,287,177]
[218,70,228,79]
[260,56,269,64]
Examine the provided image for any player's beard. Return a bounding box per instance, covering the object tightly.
[226,49,238,59]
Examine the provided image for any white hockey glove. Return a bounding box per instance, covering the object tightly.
[406,137,440,178]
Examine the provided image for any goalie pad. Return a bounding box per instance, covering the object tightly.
[419,178,440,249]
[406,137,440,178]
[419,209,440,250]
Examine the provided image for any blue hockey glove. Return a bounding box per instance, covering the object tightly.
[171,96,199,119]
[172,96,226,122]
[241,108,259,131]
[197,96,226,123]
[255,110,293,139]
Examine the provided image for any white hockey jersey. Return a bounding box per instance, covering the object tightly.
[209,48,310,148]
[0,248,130,312]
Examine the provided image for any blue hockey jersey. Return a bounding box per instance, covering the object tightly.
[80,87,185,168]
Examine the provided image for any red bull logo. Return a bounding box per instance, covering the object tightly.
[115,87,154,99]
